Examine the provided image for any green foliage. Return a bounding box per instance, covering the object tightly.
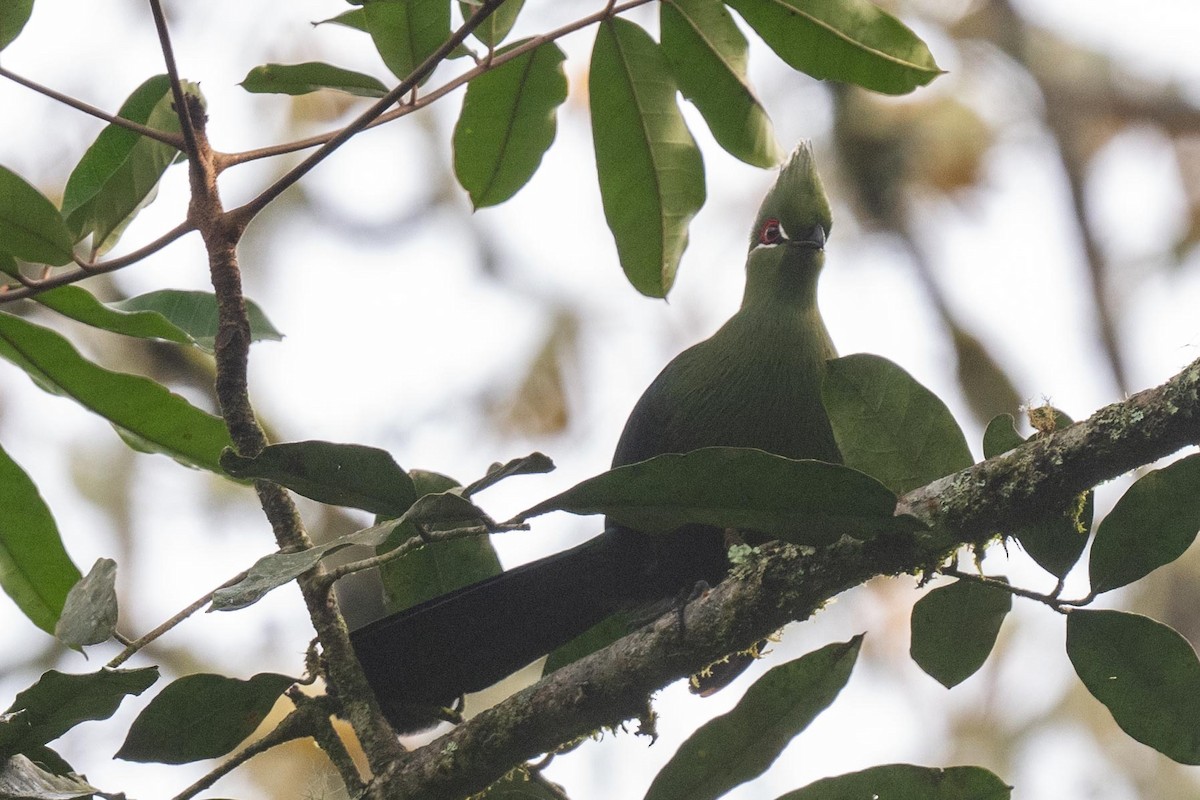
[110,289,283,353]
[61,76,192,256]
[822,353,973,495]
[1088,453,1200,594]
[240,62,389,97]
[660,0,781,168]
[220,440,417,516]
[116,673,294,764]
[0,0,34,51]
[453,41,568,208]
[363,0,451,85]
[0,312,234,472]
[646,637,862,800]
[910,578,1011,688]
[378,470,503,613]
[0,442,80,634]
[54,558,119,651]
[590,18,706,298]
[1067,610,1200,764]
[515,446,917,545]
[210,519,402,611]
[0,668,159,758]
[777,763,1011,799]
[462,0,525,47]
[724,0,942,95]
[0,165,75,265]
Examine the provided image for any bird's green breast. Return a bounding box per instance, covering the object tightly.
[611,306,840,467]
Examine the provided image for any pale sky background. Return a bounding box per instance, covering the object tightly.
[1,0,1199,798]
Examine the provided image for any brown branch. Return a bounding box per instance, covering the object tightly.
[0,221,194,302]
[374,356,1200,800]
[229,0,514,226]
[0,65,185,148]
[148,0,200,163]
[106,569,250,669]
[221,0,654,169]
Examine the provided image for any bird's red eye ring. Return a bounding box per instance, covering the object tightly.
[759,218,783,245]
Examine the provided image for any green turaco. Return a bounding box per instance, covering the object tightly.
[352,142,842,731]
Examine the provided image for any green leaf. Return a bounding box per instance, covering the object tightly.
[1089,454,1200,594]
[590,18,706,298]
[211,519,403,611]
[0,442,81,634]
[240,62,389,97]
[29,285,192,345]
[400,488,492,527]
[724,0,942,96]
[0,0,34,51]
[1067,609,1200,764]
[514,447,915,545]
[0,312,234,472]
[981,413,1022,460]
[646,636,862,800]
[777,763,1011,800]
[0,754,98,799]
[315,8,368,30]
[61,76,193,256]
[116,673,294,764]
[462,451,555,496]
[380,470,502,614]
[2,668,158,751]
[110,289,283,354]
[461,0,524,47]
[54,558,118,651]
[0,165,74,265]
[659,0,781,168]
[363,0,450,85]
[453,40,568,208]
[220,440,417,517]
[910,578,1011,688]
[822,353,973,496]
[982,412,1089,578]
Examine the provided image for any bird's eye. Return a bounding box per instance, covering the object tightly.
[758,218,784,245]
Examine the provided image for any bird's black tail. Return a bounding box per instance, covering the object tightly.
[350,533,636,731]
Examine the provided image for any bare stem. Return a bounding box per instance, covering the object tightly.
[147,0,200,162]
[940,567,1076,612]
[107,570,249,669]
[230,0,513,225]
[0,65,185,148]
[170,704,313,800]
[222,0,649,170]
[0,221,194,303]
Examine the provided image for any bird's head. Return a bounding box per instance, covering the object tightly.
[742,141,832,309]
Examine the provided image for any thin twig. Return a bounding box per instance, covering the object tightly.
[221,0,648,170]
[107,569,249,669]
[0,221,194,303]
[229,0,512,224]
[0,65,185,148]
[170,704,311,800]
[288,689,365,794]
[940,567,1075,612]
[320,521,528,587]
[147,0,200,163]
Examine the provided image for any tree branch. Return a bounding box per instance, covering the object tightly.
[0,221,194,302]
[229,0,514,226]
[374,356,1200,799]
[221,0,653,169]
[0,65,185,148]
